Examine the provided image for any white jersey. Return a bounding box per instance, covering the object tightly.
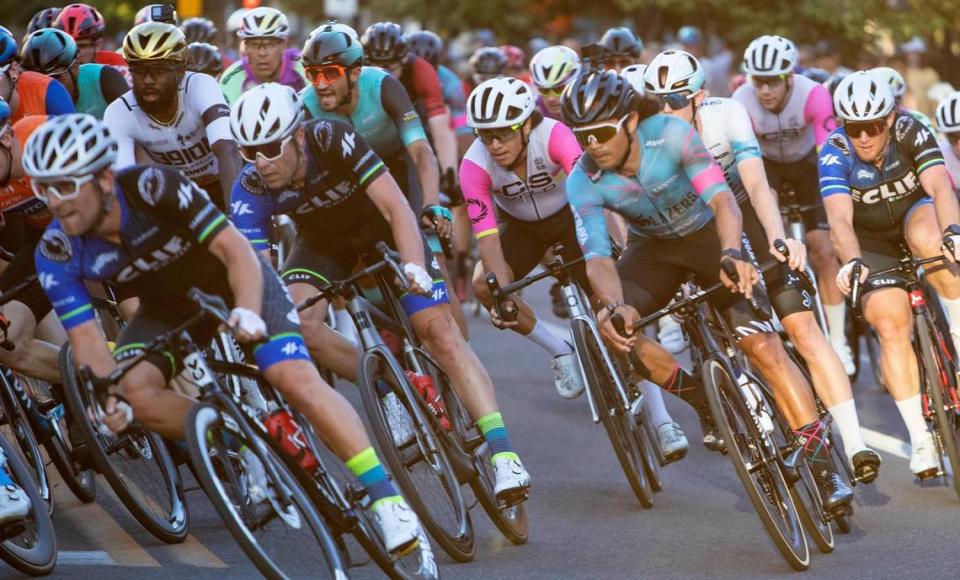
[103,72,233,185]
[694,97,763,204]
[938,136,960,193]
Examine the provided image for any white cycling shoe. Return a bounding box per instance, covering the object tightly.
[655,422,690,463]
[550,352,585,399]
[831,339,857,377]
[493,455,531,504]
[382,392,416,447]
[372,498,421,555]
[657,316,688,354]
[0,484,30,525]
[910,435,939,477]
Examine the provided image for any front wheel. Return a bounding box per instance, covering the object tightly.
[0,434,57,576]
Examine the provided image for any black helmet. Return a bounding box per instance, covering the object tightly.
[600,27,642,58]
[361,22,406,63]
[186,42,223,77]
[561,70,637,126]
[470,47,506,76]
[180,17,217,44]
[825,72,848,99]
[407,30,443,67]
[801,67,830,84]
[27,8,60,34]
[303,25,364,68]
[20,28,77,75]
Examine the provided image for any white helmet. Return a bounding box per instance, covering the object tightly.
[467,77,536,129]
[23,114,117,179]
[226,8,248,35]
[643,50,705,94]
[230,83,303,146]
[311,21,359,44]
[742,35,798,76]
[529,46,580,90]
[871,66,906,99]
[936,91,960,133]
[619,64,647,95]
[238,7,290,40]
[833,70,895,122]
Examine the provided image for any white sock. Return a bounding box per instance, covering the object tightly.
[640,381,673,428]
[524,320,572,357]
[895,394,931,446]
[334,308,360,347]
[939,295,960,339]
[827,399,867,457]
[823,302,847,345]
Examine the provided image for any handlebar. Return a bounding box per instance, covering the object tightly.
[295,242,409,312]
[720,256,772,321]
[849,254,945,312]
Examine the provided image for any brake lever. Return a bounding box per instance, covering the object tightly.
[376,242,410,292]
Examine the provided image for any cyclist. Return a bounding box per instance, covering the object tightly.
[562,71,853,510]
[407,30,470,148]
[186,42,224,79]
[29,112,425,554]
[133,4,178,26]
[53,4,128,72]
[219,7,306,105]
[529,45,580,120]
[180,17,217,45]
[935,92,960,188]
[599,27,643,74]
[822,71,960,477]
[461,77,587,400]
[26,8,60,34]
[644,49,881,479]
[229,84,532,504]
[732,35,856,376]
[873,66,936,133]
[0,28,75,123]
[501,45,530,84]
[467,47,507,90]
[104,23,241,210]
[19,28,127,120]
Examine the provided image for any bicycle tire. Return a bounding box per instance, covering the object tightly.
[702,359,810,571]
[0,434,57,576]
[637,416,662,493]
[0,380,51,516]
[60,344,189,544]
[917,316,960,499]
[572,320,652,508]
[358,349,474,562]
[186,403,346,579]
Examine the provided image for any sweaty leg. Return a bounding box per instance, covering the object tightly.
[287,283,360,382]
[738,332,818,429]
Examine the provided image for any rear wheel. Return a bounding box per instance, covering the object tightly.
[0,377,50,516]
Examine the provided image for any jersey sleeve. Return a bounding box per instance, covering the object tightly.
[439,67,469,135]
[725,100,762,164]
[102,98,137,169]
[817,130,853,197]
[99,65,130,104]
[43,79,76,116]
[410,57,447,119]
[125,166,228,246]
[459,147,497,238]
[230,166,275,252]
[188,73,233,146]
[380,73,428,147]
[546,121,582,174]
[307,119,387,188]
[671,119,727,203]
[566,164,612,261]
[34,226,94,330]
[896,114,945,175]
[803,84,837,148]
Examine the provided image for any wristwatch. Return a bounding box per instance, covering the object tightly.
[721,248,743,261]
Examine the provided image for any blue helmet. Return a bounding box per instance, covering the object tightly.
[0,29,17,67]
[0,99,10,124]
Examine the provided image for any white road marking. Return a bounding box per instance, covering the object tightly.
[58,550,117,566]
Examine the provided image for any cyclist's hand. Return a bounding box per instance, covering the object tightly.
[599,304,640,354]
[404,262,433,296]
[719,256,758,300]
[488,298,521,329]
[835,259,868,296]
[942,229,960,263]
[102,393,134,435]
[421,205,453,238]
[228,307,268,342]
[770,238,807,272]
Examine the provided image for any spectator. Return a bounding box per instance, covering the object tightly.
[814,40,852,76]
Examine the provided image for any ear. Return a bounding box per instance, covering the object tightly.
[349,66,362,83]
[694,90,708,105]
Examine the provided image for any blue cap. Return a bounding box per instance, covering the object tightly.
[0,99,10,123]
[678,26,702,45]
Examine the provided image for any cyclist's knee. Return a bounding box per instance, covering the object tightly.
[266,360,329,411]
[866,303,911,344]
[740,332,790,367]
[418,309,463,361]
[119,364,167,420]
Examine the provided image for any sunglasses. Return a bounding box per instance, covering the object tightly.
[239,135,293,163]
[572,115,629,148]
[537,85,565,98]
[751,74,787,88]
[476,123,522,145]
[31,174,95,204]
[844,119,886,139]
[655,91,697,111]
[305,64,348,85]
[129,61,180,76]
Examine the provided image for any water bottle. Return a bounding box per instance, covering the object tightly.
[263,410,319,472]
[737,372,774,434]
[405,371,452,431]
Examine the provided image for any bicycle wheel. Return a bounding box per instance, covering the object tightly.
[636,415,663,493]
[0,378,51,516]
[0,434,57,576]
[572,320,652,507]
[702,359,810,571]
[60,344,188,543]
[186,403,346,578]
[917,317,960,499]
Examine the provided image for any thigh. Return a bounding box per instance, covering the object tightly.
[280,235,356,291]
[251,260,313,373]
[741,202,813,318]
[903,198,940,257]
[396,234,451,317]
[498,214,553,280]
[617,238,686,316]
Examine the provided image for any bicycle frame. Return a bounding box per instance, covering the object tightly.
[780,186,829,331]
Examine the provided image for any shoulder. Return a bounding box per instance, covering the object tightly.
[361,66,389,84]
[103,91,136,119]
[572,154,603,184]
[649,114,694,141]
[236,164,268,196]
[462,138,491,167]
[219,61,247,85]
[37,223,77,266]
[304,118,354,153]
[819,129,852,165]
[185,70,220,92]
[892,112,932,146]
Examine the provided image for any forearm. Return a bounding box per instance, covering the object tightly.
[412,142,441,208]
[70,325,117,378]
[933,187,960,232]
[586,258,624,307]
[477,236,513,285]
[427,115,458,175]
[387,205,427,268]
[711,193,744,251]
[227,251,263,314]
[829,220,862,263]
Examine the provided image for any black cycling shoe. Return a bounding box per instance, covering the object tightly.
[697,409,726,454]
[549,282,569,319]
[815,470,854,514]
[852,449,882,484]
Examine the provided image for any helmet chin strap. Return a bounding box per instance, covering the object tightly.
[335,65,358,111]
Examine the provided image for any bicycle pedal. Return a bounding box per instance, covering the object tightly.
[496,489,530,509]
[915,468,939,481]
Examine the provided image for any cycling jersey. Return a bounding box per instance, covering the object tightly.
[938,136,960,191]
[567,114,728,260]
[461,117,581,238]
[75,63,128,120]
[95,50,130,83]
[11,71,75,123]
[694,97,762,205]
[399,55,447,121]
[437,64,468,135]
[219,48,307,105]
[904,108,935,134]
[732,74,835,163]
[104,71,232,186]
[818,112,943,240]
[0,116,51,230]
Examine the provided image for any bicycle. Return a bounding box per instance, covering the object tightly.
[0,430,57,577]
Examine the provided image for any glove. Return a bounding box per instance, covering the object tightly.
[404,262,434,295]
[229,307,267,339]
[836,258,868,296]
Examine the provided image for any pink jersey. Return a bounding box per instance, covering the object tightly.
[460,118,581,238]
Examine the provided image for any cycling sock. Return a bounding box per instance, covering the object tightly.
[639,381,673,428]
[793,420,831,474]
[346,447,401,508]
[660,365,709,413]
[827,399,868,456]
[823,302,847,346]
[523,320,572,357]
[334,308,360,348]
[895,394,931,446]
[477,412,518,463]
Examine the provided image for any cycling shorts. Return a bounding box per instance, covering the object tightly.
[859,196,933,294]
[496,207,591,293]
[764,150,829,232]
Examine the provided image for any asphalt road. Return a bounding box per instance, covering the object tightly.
[11,286,960,579]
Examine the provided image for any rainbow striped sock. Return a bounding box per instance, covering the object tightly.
[347,447,401,508]
[477,412,518,464]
